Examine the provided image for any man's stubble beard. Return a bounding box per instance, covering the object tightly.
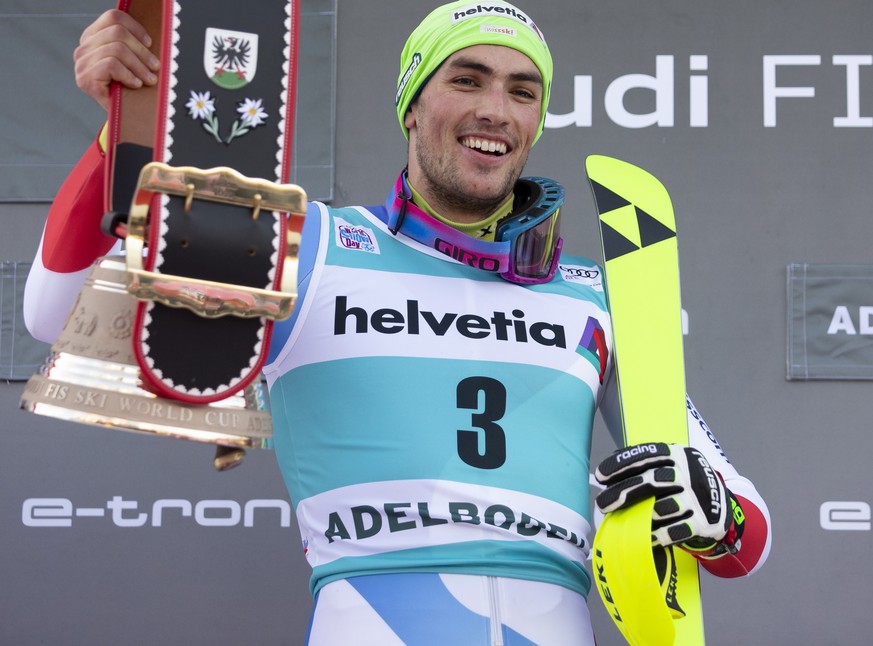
[411,103,529,221]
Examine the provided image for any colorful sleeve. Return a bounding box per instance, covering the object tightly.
[685,396,772,577]
[24,128,121,343]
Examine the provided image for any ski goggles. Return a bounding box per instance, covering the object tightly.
[383,172,564,285]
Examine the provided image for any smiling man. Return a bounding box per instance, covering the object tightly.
[24,2,771,644]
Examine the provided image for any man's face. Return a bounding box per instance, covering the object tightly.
[405,44,543,223]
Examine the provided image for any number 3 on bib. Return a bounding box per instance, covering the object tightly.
[456,376,507,470]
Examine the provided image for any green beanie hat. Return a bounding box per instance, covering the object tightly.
[396,1,553,144]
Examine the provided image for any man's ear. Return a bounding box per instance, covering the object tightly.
[404,106,416,130]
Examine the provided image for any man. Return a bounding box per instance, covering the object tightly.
[25,2,770,644]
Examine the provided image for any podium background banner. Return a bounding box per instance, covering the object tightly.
[0,262,51,380]
[788,264,873,380]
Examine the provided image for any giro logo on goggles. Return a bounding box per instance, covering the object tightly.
[435,238,501,272]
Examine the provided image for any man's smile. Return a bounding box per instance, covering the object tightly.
[460,136,509,156]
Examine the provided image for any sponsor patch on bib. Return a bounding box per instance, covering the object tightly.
[334,218,380,254]
[559,264,603,291]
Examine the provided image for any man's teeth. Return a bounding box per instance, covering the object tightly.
[462,137,507,155]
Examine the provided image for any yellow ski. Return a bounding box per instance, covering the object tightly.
[587,155,704,645]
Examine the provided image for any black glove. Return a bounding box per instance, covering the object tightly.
[595,442,742,556]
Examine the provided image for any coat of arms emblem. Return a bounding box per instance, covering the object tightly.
[204,27,259,90]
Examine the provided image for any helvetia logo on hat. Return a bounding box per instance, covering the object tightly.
[450,3,544,42]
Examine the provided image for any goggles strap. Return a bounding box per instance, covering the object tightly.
[388,189,409,236]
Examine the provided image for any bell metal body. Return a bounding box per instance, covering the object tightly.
[20,256,273,451]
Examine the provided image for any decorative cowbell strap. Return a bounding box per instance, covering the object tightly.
[107,0,304,404]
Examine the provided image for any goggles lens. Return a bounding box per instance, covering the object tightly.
[497,177,565,284]
[512,207,561,279]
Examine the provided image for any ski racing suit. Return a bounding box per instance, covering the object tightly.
[24,142,772,644]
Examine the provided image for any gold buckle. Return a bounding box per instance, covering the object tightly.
[125,162,306,320]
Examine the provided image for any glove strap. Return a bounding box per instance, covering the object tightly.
[683,491,746,559]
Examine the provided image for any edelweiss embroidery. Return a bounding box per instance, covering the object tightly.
[186,91,269,144]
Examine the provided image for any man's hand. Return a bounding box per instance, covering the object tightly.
[74,9,160,110]
[595,442,740,555]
